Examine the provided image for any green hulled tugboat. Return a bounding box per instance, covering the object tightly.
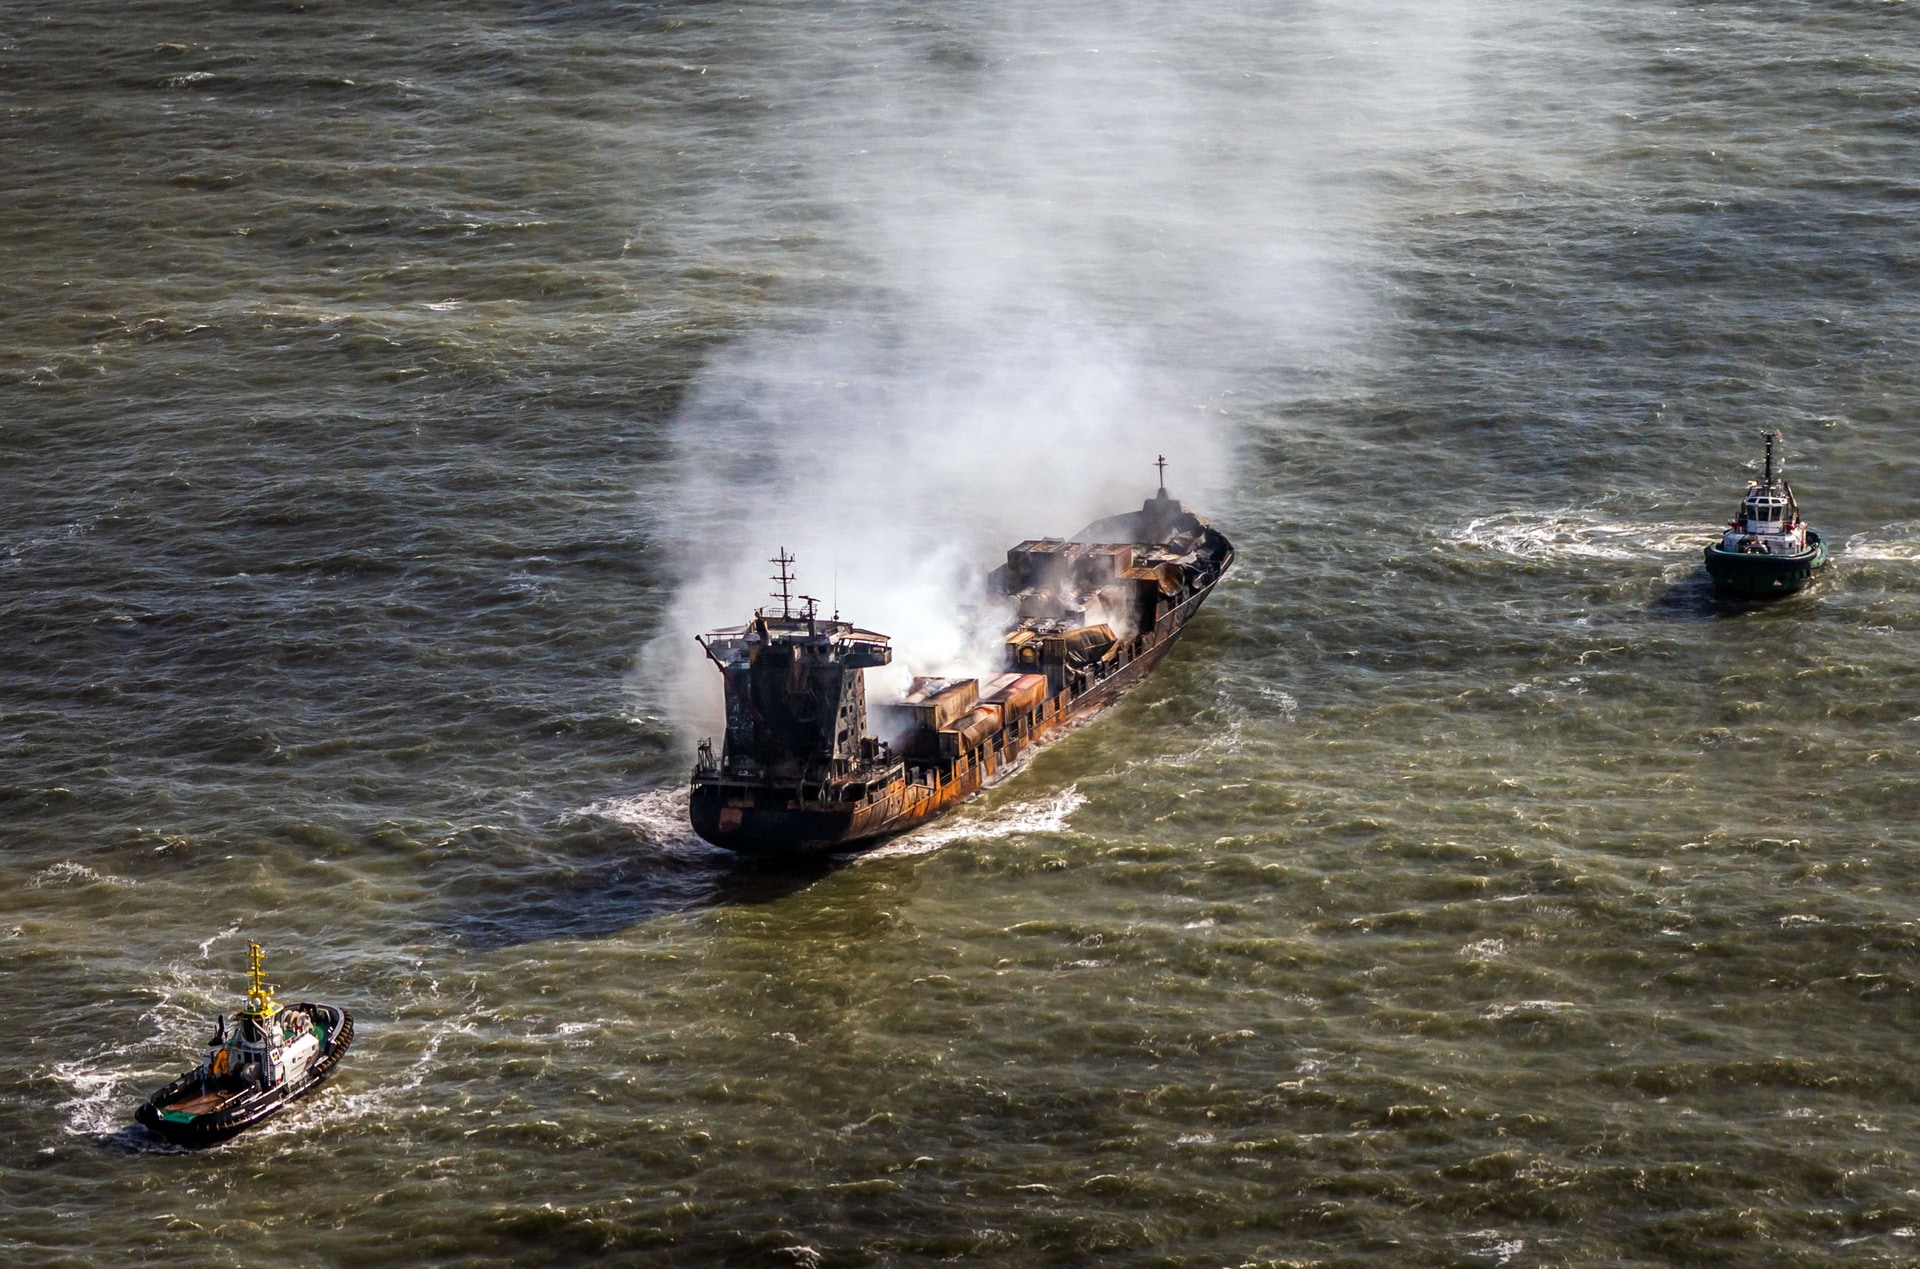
[135,942,352,1147]
[1703,432,1828,597]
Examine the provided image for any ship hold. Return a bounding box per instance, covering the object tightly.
[135,942,353,1147]
[689,462,1234,856]
[1702,431,1828,597]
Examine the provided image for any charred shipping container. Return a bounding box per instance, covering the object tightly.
[689,470,1235,856]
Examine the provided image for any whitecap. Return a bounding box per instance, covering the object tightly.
[30,861,136,890]
[198,924,241,957]
[1481,999,1579,1019]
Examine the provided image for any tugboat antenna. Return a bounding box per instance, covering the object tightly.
[1764,431,1779,485]
[1155,454,1168,497]
[770,548,796,620]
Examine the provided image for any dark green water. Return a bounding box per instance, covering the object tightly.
[6,2,1920,1265]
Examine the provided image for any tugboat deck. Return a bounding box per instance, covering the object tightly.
[161,1090,233,1117]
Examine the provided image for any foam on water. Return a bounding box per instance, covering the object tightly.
[1447,511,1716,562]
[255,1019,472,1141]
[50,955,229,1148]
[1842,523,1920,562]
[860,785,1089,861]
[30,862,136,890]
[572,786,719,858]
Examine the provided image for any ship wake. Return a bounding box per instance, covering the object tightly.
[858,785,1088,861]
[1842,522,1920,561]
[1448,510,1716,562]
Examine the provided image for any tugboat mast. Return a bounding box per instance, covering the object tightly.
[1764,431,1780,485]
[243,941,275,1018]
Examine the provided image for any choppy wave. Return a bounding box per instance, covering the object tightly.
[30,862,136,890]
[8,0,1920,1260]
[254,1018,469,1142]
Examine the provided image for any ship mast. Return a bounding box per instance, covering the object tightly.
[769,548,796,620]
[242,941,276,1018]
[1763,431,1779,485]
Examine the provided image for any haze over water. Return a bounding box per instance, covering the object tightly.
[6,1,1920,1264]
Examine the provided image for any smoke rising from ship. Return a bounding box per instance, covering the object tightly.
[644,1,1504,731]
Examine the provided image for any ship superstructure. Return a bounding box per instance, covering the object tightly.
[689,465,1234,856]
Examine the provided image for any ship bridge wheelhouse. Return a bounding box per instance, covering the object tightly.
[1741,490,1791,533]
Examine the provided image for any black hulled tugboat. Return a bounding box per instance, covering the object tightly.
[1703,432,1828,597]
[135,942,352,1147]
[689,461,1234,856]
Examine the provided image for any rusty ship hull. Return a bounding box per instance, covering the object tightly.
[689,484,1233,858]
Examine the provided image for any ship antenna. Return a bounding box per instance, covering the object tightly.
[1155,454,1168,498]
[770,548,796,619]
[243,940,275,1018]
[1764,431,1778,485]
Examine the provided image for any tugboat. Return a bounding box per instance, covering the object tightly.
[135,942,352,1147]
[688,460,1234,856]
[1703,431,1828,597]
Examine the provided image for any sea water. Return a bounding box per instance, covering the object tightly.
[5,2,1920,1264]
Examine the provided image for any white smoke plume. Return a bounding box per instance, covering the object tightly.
[642,1,1514,736]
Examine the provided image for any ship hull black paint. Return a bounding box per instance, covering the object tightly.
[1704,530,1827,597]
[688,794,859,854]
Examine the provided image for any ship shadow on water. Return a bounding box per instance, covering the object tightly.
[1649,567,1824,621]
[446,830,839,950]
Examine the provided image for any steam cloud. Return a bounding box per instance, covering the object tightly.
[643,1,1506,736]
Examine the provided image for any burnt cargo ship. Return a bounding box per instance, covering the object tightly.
[689,468,1234,856]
